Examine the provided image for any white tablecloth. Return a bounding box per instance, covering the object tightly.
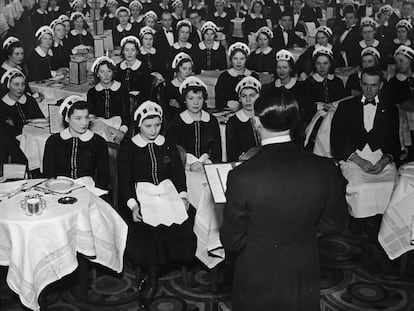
[19,125,51,171]
[0,179,128,311]
[379,162,414,260]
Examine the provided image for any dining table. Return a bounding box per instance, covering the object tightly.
[0,178,128,311]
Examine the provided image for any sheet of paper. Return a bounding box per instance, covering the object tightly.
[305,22,317,37]
[48,105,64,134]
[204,163,241,203]
[3,164,26,180]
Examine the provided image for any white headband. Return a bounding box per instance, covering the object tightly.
[59,95,85,122]
[116,7,131,17]
[91,56,116,73]
[228,42,250,57]
[179,76,208,94]
[1,68,26,89]
[121,35,140,48]
[2,36,19,50]
[235,76,261,94]
[134,100,163,126]
[35,26,54,40]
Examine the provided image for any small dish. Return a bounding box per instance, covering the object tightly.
[58,196,78,204]
[44,178,74,191]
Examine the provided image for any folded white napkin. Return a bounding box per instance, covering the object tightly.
[74,176,108,197]
[0,180,26,194]
[186,153,211,165]
[356,144,383,165]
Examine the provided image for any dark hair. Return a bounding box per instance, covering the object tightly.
[176,23,191,33]
[188,9,200,16]
[312,52,336,74]
[254,91,300,131]
[276,58,297,77]
[67,100,90,119]
[121,40,139,56]
[343,5,357,16]
[70,16,88,30]
[93,60,117,82]
[361,66,383,81]
[230,48,248,59]
[182,85,208,102]
[6,41,24,57]
[161,10,172,19]
[279,12,292,20]
[256,31,272,42]
[175,59,193,72]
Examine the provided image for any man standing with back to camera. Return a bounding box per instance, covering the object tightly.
[221,92,347,311]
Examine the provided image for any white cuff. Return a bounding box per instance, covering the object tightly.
[127,198,138,210]
[120,125,128,134]
[179,191,188,200]
[51,70,57,77]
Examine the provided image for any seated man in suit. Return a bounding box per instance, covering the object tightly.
[288,0,307,36]
[272,12,306,52]
[301,0,322,26]
[331,67,400,257]
[154,11,176,74]
[188,10,203,46]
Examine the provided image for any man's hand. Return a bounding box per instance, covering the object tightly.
[349,153,374,173]
[132,204,142,222]
[108,127,125,144]
[190,161,204,172]
[181,197,189,211]
[370,155,392,175]
[169,99,181,108]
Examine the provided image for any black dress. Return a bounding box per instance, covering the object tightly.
[31,9,51,31]
[226,109,260,162]
[43,129,109,189]
[112,23,137,47]
[48,6,63,21]
[138,47,165,76]
[215,69,260,110]
[115,59,152,97]
[384,73,414,110]
[195,41,227,71]
[345,71,361,95]
[166,110,222,162]
[66,29,94,50]
[0,93,44,138]
[27,47,54,82]
[242,14,267,37]
[211,12,231,36]
[51,40,71,69]
[103,14,118,30]
[164,78,185,118]
[118,134,196,265]
[247,47,276,73]
[87,81,130,132]
[168,42,199,77]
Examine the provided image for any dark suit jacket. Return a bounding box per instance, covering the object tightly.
[271,26,306,51]
[221,141,347,311]
[331,95,400,161]
[287,9,307,35]
[189,26,202,46]
[357,4,375,19]
[333,26,361,67]
[301,4,322,26]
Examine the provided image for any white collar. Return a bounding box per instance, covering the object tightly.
[60,128,94,141]
[312,73,334,82]
[383,21,389,26]
[171,78,181,87]
[180,110,210,124]
[314,43,332,50]
[236,109,250,122]
[199,41,220,50]
[255,46,272,54]
[132,133,165,147]
[1,62,21,71]
[120,59,142,70]
[116,23,133,32]
[140,46,156,54]
[395,73,414,81]
[2,94,27,106]
[359,39,379,48]
[163,26,174,32]
[173,42,192,49]
[261,133,291,146]
[249,13,263,19]
[192,4,203,10]
[394,38,411,45]
[35,46,53,57]
[95,80,121,91]
[54,40,63,47]
[36,8,47,14]
[107,13,115,18]
[70,29,87,36]
[228,68,252,77]
[275,77,297,89]
[214,11,227,18]
[48,6,60,12]
[361,95,379,104]
[131,15,144,23]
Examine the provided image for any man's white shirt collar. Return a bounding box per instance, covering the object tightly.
[261,134,291,146]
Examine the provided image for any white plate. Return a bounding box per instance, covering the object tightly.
[27,118,49,125]
[44,178,74,191]
[49,75,65,81]
[50,83,64,88]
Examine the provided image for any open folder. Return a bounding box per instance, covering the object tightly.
[204,162,242,204]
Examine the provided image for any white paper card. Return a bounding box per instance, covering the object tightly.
[305,22,317,37]
[204,163,241,203]
[3,164,26,180]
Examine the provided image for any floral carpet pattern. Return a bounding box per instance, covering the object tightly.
[1,229,414,311]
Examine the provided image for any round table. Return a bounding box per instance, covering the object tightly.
[0,179,128,311]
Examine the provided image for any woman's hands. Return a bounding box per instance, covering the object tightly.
[132,204,142,222]
[190,161,204,172]
[181,197,189,211]
[107,126,125,144]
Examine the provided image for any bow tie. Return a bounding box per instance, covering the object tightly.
[294,12,300,15]
[364,99,377,106]
[165,29,173,33]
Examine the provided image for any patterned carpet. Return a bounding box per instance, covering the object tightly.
[2,228,414,311]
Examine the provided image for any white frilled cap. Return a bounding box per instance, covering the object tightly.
[228,42,250,57]
[116,6,131,16]
[378,4,393,15]
[107,0,118,6]
[129,0,143,10]
[91,56,116,73]
[396,19,413,31]
[134,100,163,126]
[256,26,273,39]
[172,52,193,69]
[71,0,83,9]
[139,26,155,39]
[342,0,358,9]
[276,49,294,62]
[59,95,84,122]
[172,0,183,8]
[57,14,70,23]
[179,76,208,94]
[177,19,192,31]
[35,26,54,40]
[316,25,333,38]
[394,45,414,60]
[361,46,380,62]
[0,68,25,89]
[144,10,157,20]
[50,19,63,31]
[235,76,261,95]
[201,21,218,34]
[2,36,20,50]
[121,35,140,48]
[215,0,225,4]
[312,45,334,59]
[251,0,265,7]
[360,17,378,29]
[70,11,86,21]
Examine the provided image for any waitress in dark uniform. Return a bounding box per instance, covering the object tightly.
[27,26,57,82]
[43,95,109,189]
[138,26,164,75]
[226,76,261,162]
[242,0,267,38]
[247,26,276,74]
[112,7,136,48]
[388,20,414,63]
[50,19,70,70]
[0,69,44,139]
[66,12,94,51]
[129,0,144,29]
[215,42,259,110]
[87,56,129,143]
[195,21,227,71]
[166,76,222,168]
[103,0,119,30]
[119,100,195,302]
